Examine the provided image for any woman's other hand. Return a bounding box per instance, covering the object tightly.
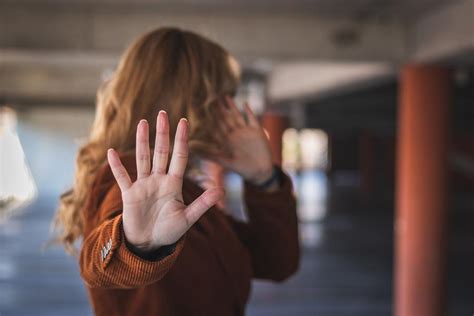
[107,111,224,254]
[214,96,275,186]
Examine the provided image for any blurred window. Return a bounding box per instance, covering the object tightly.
[282,128,328,223]
[282,128,300,170]
[300,129,328,170]
[282,128,328,171]
[0,107,37,218]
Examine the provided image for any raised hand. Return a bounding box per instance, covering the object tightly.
[107,111,224,254]
[212,96,275,185]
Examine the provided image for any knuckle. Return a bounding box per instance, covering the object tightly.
[171,173,184,181]
[153,167,166,174]
[138,153,149,161]
[199,198,210,209]
[117,171,128,180]
[155,147,169,155]
[175,152,188,159]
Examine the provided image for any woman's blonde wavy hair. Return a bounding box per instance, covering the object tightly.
[54,27,240,254]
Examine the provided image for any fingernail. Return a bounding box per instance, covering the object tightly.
[178,118,188,139]
[107,148,115,159]
[156,112,166,132]
[140,119,147,124]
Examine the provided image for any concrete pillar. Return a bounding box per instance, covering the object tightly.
[261,113,289,166]
[394,65,451,316]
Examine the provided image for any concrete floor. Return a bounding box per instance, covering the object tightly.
[1,170,473,316]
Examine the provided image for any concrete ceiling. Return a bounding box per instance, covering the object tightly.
[0,0,472,105]
[0,0,450,19]
[268,62,395,102]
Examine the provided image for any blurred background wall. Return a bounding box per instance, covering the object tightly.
[0,0,473,315]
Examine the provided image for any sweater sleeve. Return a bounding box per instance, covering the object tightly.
[227,166,300,282]
[79,167,185,289]
[80,214,185,289]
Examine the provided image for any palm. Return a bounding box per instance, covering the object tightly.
[122,175,187,248]
[225,128,271,176]
[107,112,224,252]
[212,96,274,183]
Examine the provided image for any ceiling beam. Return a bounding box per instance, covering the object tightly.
[0,50,115,105]
[0,4,406,62]
[409,0,474,63]
[1,1,473,106]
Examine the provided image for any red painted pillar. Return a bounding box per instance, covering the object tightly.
[394,65,451,316]
[261,113,289,166]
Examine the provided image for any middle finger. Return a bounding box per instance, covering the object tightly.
[136,119,151,179]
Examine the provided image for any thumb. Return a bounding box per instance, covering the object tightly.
[184,187,225,225]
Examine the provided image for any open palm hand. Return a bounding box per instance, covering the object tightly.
[212,96,274,185]
[107,111,224,253]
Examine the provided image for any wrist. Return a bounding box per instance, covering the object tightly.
[123,232,160,255]
[122,223,161,254]
[247,166,274,186]
[247,165,282,192]
[126,241,159,255]
[123,234,178,261]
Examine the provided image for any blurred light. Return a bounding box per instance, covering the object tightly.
[246,80,266,114]
[0,107,37,220]
[298,171,328,222]
[282,128,328,171]
[299,129,328,170]
[235,78,266,115]
[283,128,329,222]
[282,128,300,171]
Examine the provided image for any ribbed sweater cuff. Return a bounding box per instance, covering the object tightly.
[99,215,185,287]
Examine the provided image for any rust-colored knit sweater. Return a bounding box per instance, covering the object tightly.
[79,153,299,316]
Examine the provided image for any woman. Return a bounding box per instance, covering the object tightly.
[55,27,299,315]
